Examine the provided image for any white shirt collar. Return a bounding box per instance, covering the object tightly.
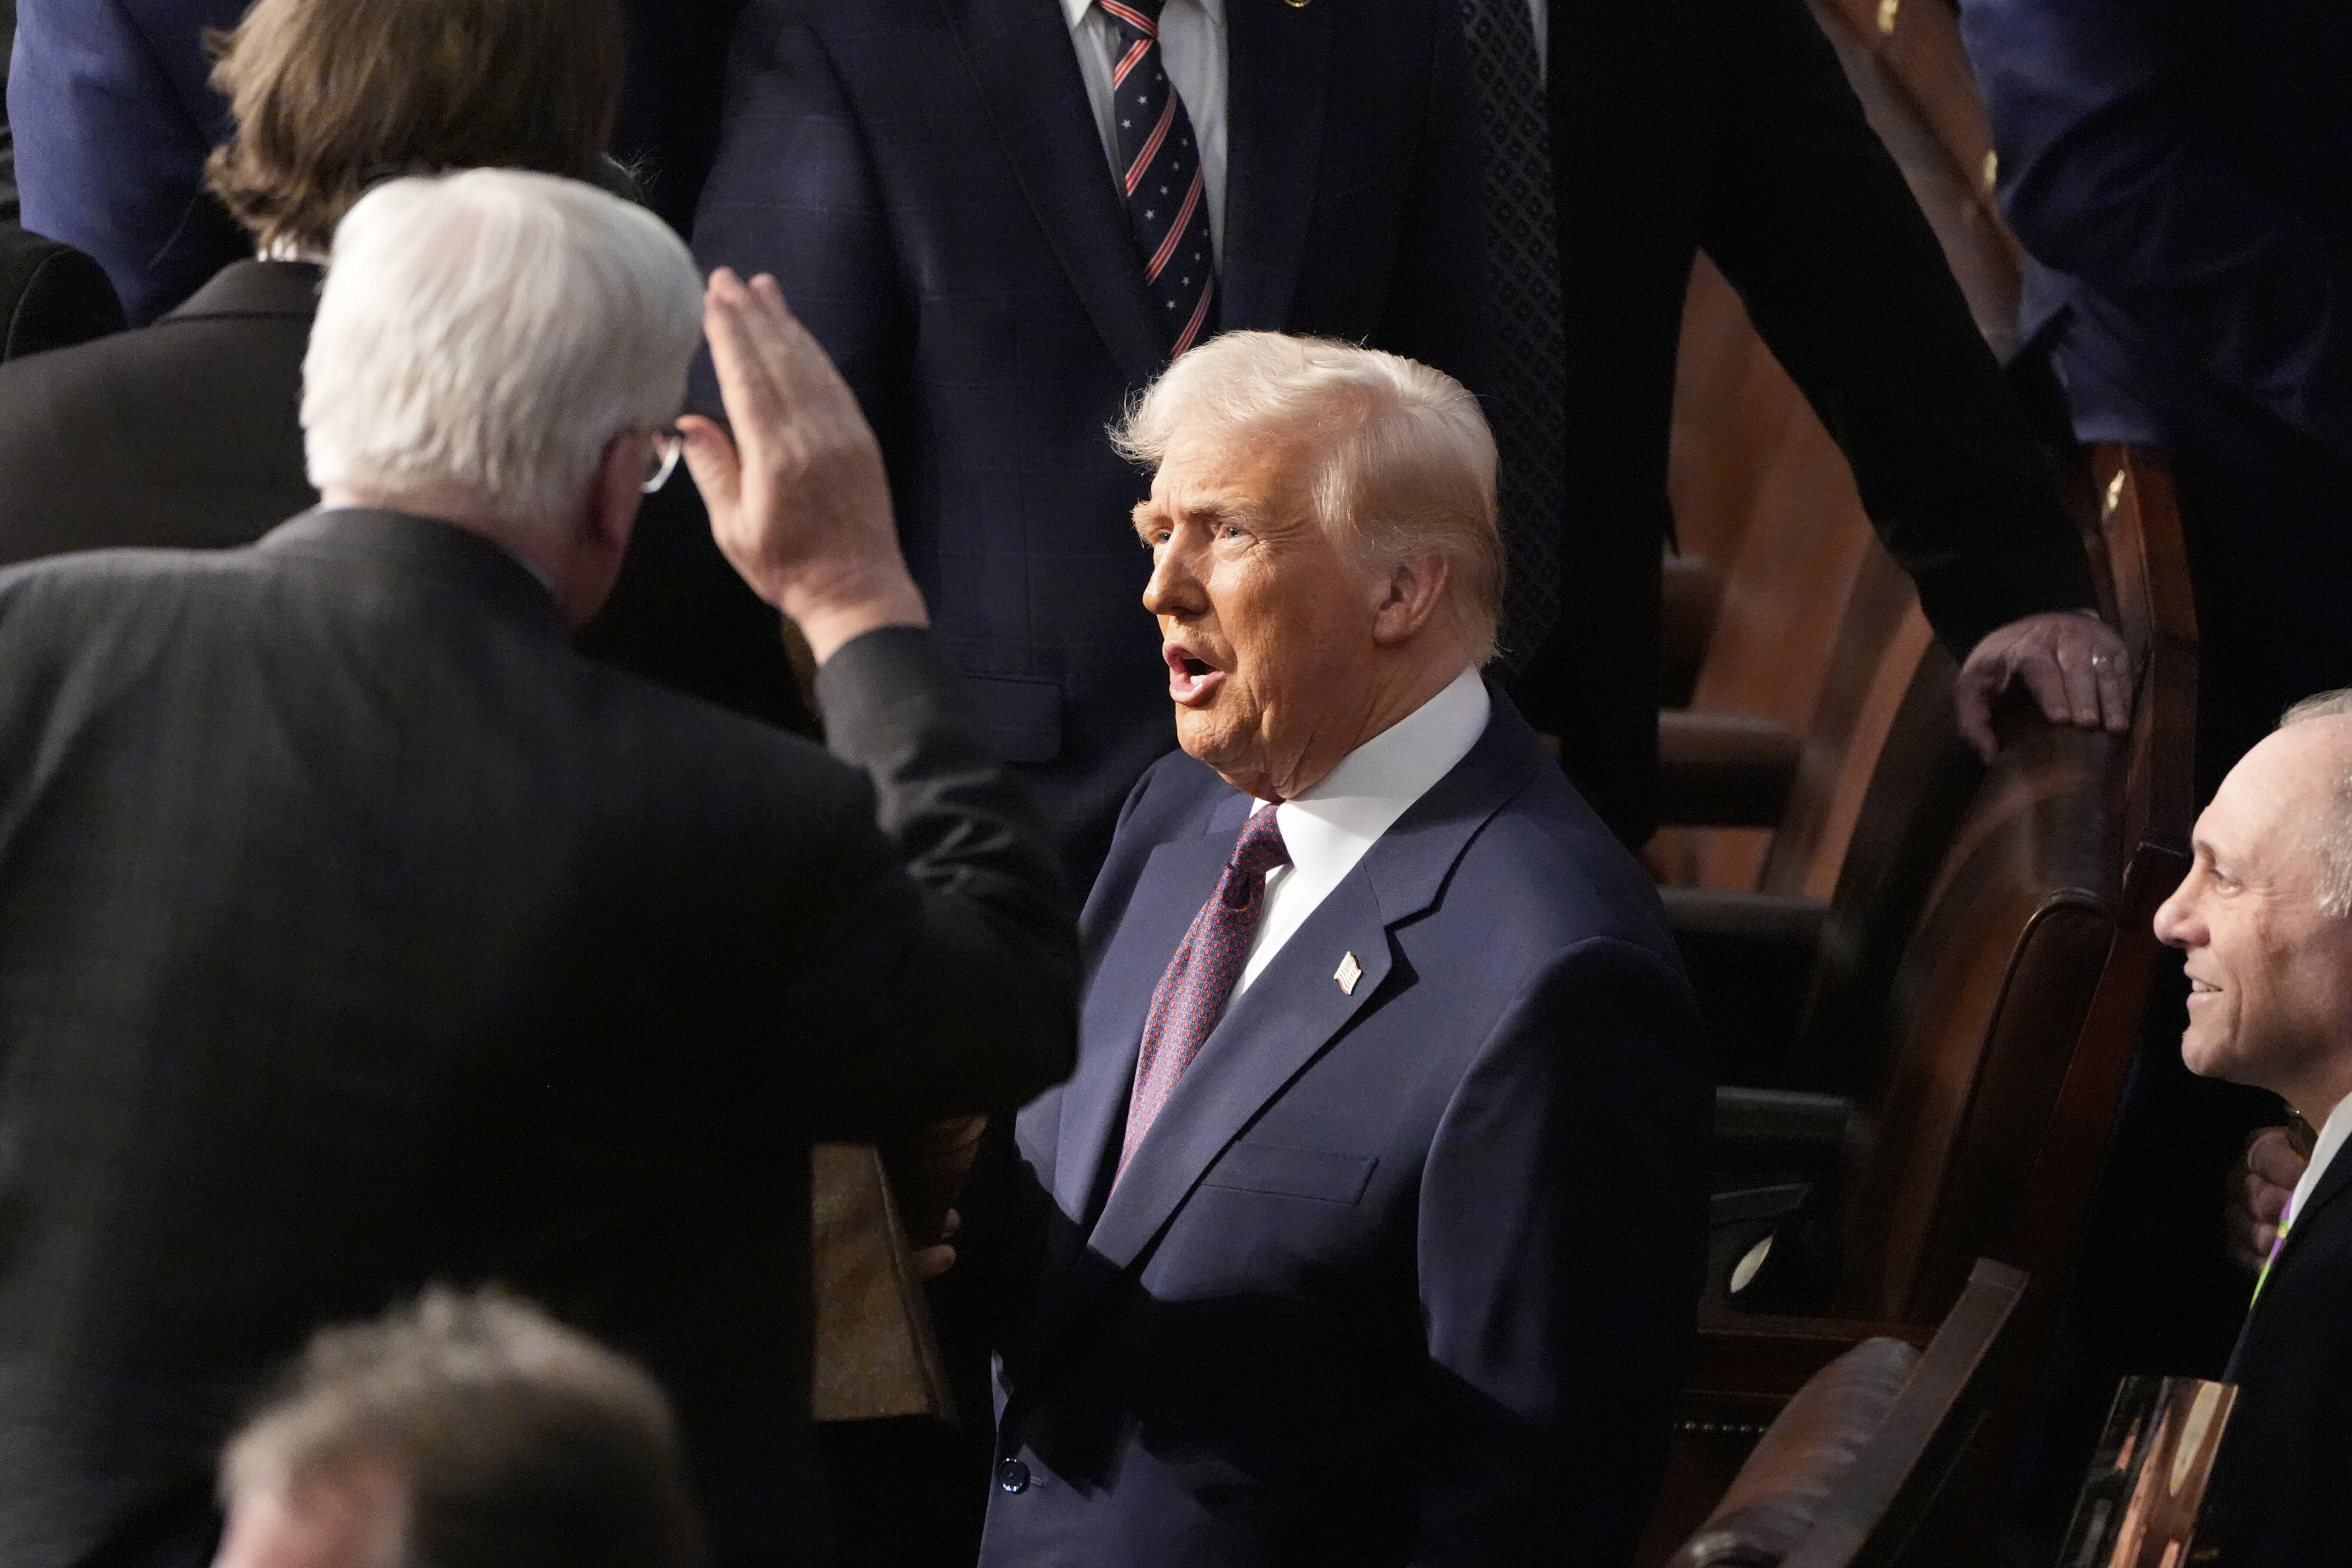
[1267,665,1490,884]
[2290,1093,2352,1230]
[1063,0,1223,32]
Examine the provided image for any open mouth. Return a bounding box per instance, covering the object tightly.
[2187,976,2221,1003]
[1164,644,1226,705]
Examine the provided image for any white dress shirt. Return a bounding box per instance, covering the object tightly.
[2288,1094,2352,1233]
[1062,0,1229,258]
[1234,666,1491,996]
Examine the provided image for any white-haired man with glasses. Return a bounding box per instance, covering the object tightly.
[0,167,1074,1568]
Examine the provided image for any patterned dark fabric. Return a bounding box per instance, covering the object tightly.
[1118,804,1288,1175]
[1456,0,1563,665]
[1099,0,1219,355]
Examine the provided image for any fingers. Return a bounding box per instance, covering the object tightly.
[2228,1222,2278,1276]
[912,1243,958,1283]
[1953,666,2001,762]
[2248,1124,2310,1191]
[2011,644,2077,734]
[703,270,793,441]
[2053,640,2103,726]
[678,414,742,522]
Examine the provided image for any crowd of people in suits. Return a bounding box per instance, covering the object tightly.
[0,0,2342,1564]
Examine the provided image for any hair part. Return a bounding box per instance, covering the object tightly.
[2280,689,2352,918]
[302,170,702,536]
[222,1287,703,1568]
[204,0,625,255]
[1111,332,1504,665]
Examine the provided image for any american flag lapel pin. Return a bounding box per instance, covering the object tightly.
[1334,951,1362,995]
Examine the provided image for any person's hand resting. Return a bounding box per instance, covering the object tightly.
[681,267,927,661]
[1954,610,2132,761]
[2228,1125,2310,1274]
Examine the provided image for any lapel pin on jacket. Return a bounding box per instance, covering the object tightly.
[1335,952,1362,995]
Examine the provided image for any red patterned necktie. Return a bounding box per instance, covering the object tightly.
[1098,0,1219,356]
[1117,806,1290,1178]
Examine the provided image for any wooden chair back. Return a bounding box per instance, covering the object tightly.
[1836,447,2192,1326]
[1659,1260,2028,1568]
[1781,1260,2029,1568]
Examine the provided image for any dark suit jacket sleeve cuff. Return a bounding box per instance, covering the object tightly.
[812,623,971,770]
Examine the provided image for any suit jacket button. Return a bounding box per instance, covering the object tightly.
[997,1458,1031,1494]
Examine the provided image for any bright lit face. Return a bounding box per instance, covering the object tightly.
[1133,421,1396,801]
[2153,722,2352,1114]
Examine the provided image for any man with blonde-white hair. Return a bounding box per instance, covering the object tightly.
[971,331,1709,1568]
[0,168,1073,1568]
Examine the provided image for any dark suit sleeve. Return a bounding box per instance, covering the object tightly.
[691,5,910,444]
[1414,935,1709,1568]
[6,0,247,325]
[797,625,1077,1129]
[1963,0,2352,464]
[1694,0,2092,658]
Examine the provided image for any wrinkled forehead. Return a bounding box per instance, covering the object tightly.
[1143,415,1323,517]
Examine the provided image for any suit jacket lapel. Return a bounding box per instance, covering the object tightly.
[943,0,1169,387]
[1084,869,1392,1266]
[2226,1130,2352,1380]
[1219,0,1332,329]
[1050,808,1246,1223]
[1017,694,1547,1369]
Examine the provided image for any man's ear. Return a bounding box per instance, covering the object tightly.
[589,432,646,554]
[1370,550,1452,646]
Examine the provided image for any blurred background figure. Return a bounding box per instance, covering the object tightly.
[1521,0,2127,847]
[1963,0,2352,797]
[3,0,721,321]
[0,0,623,563]
[0,0,129,363]
[0,0,808,731]
[7,0,247,323]
[211,1289,704,1568]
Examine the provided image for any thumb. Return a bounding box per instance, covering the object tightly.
[679,414,743,528]
[1953,665,2000,762]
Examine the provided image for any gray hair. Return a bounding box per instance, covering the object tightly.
[221,1287,703,1568]
[2282,689,2352,917]
[1110,332,1504,665]
[303,169,702,536]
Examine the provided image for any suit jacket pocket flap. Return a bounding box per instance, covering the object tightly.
[966,673,1062,765]
[1202,1142,1376,1205]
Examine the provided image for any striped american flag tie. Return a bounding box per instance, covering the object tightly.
[1099,0,1219,357]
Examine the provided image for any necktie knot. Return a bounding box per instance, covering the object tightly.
[1099,0,1165,32]
[1221,809,1290,905]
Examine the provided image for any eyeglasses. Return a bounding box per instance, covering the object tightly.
[643,423,686,493]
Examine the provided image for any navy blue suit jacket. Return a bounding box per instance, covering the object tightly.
[979,693,1710,1566]
[691,0,1496,883]
[6,0,245,325]
[1964,0,2352,776]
